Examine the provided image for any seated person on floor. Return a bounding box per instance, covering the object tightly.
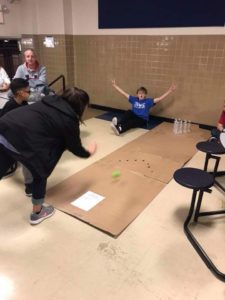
[13,48,51,102]
[210,101,225,142]
[0,78,29,116]
[110,79,176,135]
[0,65,11,100]
[0,78,33,196]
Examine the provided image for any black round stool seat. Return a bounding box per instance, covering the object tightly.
[174,167,214,190]
[196,141,225,155]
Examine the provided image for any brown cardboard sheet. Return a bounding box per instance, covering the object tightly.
[113,122,209,164]
[96,151,181,184]
[46,164,165,237]
[46,122,209,237]
[95,122,209,183]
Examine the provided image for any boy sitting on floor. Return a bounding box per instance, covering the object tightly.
[111,80,176,135]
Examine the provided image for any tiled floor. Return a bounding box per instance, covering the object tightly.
[0,109,225,300]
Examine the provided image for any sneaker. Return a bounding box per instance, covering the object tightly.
[25,183,33,197]
[30,205,55,225]
[110,123,120,135]
[208,137,218,143]
[112,117,118,126]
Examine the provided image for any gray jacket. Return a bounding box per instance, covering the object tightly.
[14,63,47,91]
[14,63,49,102]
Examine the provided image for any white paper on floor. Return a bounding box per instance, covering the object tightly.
[71,191,105,211]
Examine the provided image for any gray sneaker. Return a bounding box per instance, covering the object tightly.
[112,117,118,126]
[30,205,55,225]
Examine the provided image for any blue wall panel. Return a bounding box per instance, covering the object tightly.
[98,0,225,28]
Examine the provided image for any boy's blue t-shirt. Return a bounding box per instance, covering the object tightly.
[129,96,155,120]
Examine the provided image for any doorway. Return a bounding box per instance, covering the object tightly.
[0,39,22,79]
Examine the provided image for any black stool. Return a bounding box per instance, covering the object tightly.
[174,167,225,282]
[196,141,225,191]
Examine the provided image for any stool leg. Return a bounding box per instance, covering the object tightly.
[186,189,198,223]
[213,156,221,177]
[194,190,203,222]
[184,190,225,282]
[204,153,220,176]
[204,153,210,171]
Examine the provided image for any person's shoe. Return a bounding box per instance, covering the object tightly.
[30,205,55,225]
[112,117,118,126]
[110,123,120,135]
[25,183,33,197]
[208,137,218,143]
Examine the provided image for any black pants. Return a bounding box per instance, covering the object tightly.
[0,145,47,203]
[118,110,147,133]
[211,128,221,140]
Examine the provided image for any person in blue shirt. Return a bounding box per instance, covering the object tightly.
[111,80,176,135]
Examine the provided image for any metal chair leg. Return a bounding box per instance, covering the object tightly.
[184,189,225,282]
[194,190,203,222]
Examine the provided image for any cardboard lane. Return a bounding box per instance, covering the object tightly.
[46,122,209,236]
[96,122,209,183]
[117,122,210,164]
[97,151,182,184]
[46,164,165,237]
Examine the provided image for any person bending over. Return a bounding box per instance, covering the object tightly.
[0,87,96,225]
[111,80,176,135]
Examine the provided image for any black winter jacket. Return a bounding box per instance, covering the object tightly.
[0,95,90,177]
[0,99,27,117]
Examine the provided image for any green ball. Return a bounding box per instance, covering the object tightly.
[112,170,121,178]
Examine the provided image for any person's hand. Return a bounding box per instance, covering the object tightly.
[88,142,97,155]
[112,79,116,87]
[0,83,9,91]
[169,84,177,93]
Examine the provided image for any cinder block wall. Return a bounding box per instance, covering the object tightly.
[21,34,74,93]
[74,35,225,126]
[21,34,225,126]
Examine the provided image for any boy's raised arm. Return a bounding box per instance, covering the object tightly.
[112,79,129,99]
[153,84,177,103]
